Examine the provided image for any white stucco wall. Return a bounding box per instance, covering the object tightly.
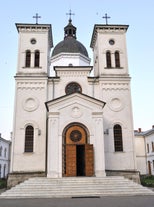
[135,135,147,175]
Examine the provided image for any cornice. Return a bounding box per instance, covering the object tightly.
[90,24,129,48]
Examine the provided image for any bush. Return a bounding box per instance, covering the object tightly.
[141,175,154,187]
[0,179,7,189]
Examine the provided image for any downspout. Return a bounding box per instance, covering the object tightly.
[92,77,97,97]
[52,78,55,99]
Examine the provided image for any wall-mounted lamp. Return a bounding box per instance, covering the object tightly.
[38,129,41,136]
[104,129,109,135]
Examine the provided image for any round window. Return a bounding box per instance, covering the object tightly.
[30,38,36,44]
[65,82,82,95]
[70,130,82,142]
[109,39,115,45]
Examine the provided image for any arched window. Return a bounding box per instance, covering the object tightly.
[113,124,123,152]
[115,51,120,68]
[25,50,31,67]
[25,125,34,152]
[34,50,40,67]
[65,82,82,95]
[106,51,111,68]
[0,146,2,156]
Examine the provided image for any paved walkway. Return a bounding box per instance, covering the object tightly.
[0,196,154,207]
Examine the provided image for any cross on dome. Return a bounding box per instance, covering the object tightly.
[66,9,75,22]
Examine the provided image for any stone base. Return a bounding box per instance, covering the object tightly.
[7,172,46,188]
[106,170,141,184]
[7,170,140,188]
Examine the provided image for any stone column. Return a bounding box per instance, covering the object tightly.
[47,112,60,178]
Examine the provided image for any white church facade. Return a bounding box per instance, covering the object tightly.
[8,15,139,187]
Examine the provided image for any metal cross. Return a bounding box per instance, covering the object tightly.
[102,13,110,25]
[33,13,41,24]
[66,9,75,20]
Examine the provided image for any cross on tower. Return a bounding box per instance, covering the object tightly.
[102,13,110,25]
[66,9,75,21]
[33,13,41,24]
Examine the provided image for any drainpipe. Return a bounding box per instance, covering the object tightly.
[92,77,97,97]
[51,78,55,99]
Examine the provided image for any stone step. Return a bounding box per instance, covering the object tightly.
[0,176,154,198]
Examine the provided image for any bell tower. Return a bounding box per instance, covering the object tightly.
[90,23,129,77]
[16,23,52,75]
[10,22,53,178]
[90,18,137,175]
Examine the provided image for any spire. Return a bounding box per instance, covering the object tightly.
[64,10,76,39]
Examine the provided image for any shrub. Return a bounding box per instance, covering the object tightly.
[0,179,7,189]
[141,175,154,187]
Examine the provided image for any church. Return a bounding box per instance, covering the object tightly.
[8,12,139,187]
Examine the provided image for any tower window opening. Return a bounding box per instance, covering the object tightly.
[25,50,31,67]
[114,124,123,152]
[106,51,111,68]
[25,125,34,153]
[34,50,40,67]
[115,51,120,68]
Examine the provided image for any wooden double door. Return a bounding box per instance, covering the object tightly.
[63,124,94,177]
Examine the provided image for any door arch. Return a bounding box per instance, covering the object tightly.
[62,123,94,177]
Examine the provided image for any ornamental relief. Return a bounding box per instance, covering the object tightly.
[22,97,39,112]
[71,107,83,118]
[108,97,124,112]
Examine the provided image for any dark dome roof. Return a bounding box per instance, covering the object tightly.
[52,37,89,57]
[51,18,89,58]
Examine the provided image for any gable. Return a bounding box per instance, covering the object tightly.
[45,92,106,113]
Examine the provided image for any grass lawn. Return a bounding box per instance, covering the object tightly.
[141,176,154,187]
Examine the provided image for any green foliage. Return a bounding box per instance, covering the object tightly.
[141,176,154,187]
[0,179,7,189]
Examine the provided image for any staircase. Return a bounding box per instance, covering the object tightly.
[0,177,153,198]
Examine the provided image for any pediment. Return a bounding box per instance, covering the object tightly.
[45,92,105,113]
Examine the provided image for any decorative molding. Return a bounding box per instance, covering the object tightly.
[101,82,129,91]
[56,71,89,77]
[17,26,50,33]
[94,118,102,125]
[17,81,45,90]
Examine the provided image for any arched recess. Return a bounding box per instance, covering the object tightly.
[62,122,94,177]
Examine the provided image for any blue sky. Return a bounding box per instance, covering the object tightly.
[0,0,154,139]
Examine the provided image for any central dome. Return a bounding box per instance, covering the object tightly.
[52,37,89,57]
[52,19,89,58]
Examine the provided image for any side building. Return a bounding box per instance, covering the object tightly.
[135,126,154,175]
[0,134,11,178]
